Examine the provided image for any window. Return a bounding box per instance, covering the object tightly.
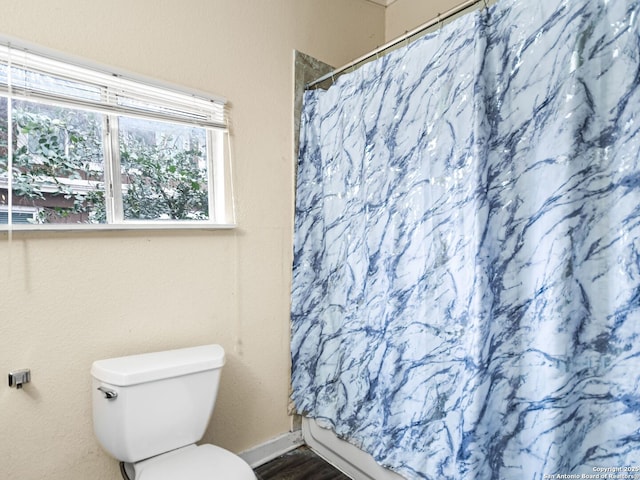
[0,42,235,229]
[0,205,38,224]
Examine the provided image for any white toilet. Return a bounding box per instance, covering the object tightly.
[91,344,256,480]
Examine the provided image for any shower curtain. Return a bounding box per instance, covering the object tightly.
[291,0,640,478]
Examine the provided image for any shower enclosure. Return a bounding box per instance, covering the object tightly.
[292,0,640,478]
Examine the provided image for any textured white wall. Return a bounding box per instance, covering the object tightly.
[386,0,465,40]
[0,1,384,479]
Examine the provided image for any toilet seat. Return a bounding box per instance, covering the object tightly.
[133,444,256,480]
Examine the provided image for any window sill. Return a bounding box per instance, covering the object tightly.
[0,222,236,232]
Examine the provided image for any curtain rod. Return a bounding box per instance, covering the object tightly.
[306,0,485,90]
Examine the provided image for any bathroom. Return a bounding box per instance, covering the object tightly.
[2,0,639,479]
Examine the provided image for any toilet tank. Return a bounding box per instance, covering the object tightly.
[91,344,225,463]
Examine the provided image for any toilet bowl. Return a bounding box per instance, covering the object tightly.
[126,444,255,480]
[91,344,256,480]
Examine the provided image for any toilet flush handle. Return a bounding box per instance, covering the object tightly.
[97,386,118,400]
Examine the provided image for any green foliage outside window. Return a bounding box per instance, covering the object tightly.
[0,100,209,224]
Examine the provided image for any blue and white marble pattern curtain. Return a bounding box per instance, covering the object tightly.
[291,0,640,478]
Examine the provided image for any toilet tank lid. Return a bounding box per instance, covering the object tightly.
[91,344,225,386]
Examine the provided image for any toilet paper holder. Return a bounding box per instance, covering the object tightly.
[8,369,31,389]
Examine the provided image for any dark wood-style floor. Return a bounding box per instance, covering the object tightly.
[254,446,352,480]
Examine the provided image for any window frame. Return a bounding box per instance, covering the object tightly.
[0,38,236,231]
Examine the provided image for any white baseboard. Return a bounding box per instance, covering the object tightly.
[239,430,305,468]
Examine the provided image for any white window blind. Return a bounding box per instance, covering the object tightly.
[0,44,227,129]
